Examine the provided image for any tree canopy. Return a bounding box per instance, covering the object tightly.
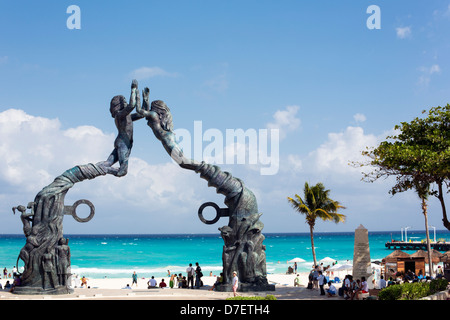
[359,104,450,230]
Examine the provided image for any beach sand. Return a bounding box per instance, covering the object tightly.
[0,272,345,300]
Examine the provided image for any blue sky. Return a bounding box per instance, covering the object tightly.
[0,1,449,234]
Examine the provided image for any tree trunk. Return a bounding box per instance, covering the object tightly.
[422,197,434,278]
[309,223,317,267]
[437,181,450,231]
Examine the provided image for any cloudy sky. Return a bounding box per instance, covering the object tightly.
[0,1,449,235]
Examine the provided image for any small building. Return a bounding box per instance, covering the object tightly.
[382,250,426,279]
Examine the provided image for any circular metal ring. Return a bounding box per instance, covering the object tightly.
[71,199,95,223]
[198,202,221,225]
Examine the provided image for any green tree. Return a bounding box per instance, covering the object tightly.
[359,104,450,231]
[287,182,346,266]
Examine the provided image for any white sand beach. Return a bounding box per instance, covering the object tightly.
[0,272,344,300]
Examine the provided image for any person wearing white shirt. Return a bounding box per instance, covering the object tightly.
[318,271,326,295]
[343,275,352,299]
[326,282,337,297]
[186,263,195,289]
[147,276,157,288]
[232,271,239,297]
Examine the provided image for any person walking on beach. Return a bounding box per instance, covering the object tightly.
[232,271,239,297]
[186,263,195,289]
[318,271,325,295]
[195,262,203,289]
[312,266,319,289]
[132,271,138,287]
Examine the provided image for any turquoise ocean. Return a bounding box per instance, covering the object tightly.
[1,230,449,279]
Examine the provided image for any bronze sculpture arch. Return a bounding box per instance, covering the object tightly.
[12,80,274,294]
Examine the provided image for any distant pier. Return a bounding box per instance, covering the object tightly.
[385,241,450,251]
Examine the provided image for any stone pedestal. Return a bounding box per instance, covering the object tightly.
[352,224,371,281]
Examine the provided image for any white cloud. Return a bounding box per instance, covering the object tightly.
[0,108,218,233]
[418,64,441,86]
[396,26,412,39]
[0,109,114,192]
[266,105,300,140]
[202,73,228,93]
[353,113,366,124]
[287,154,302,172]
[129,66,178,81]
[306,126,379,176]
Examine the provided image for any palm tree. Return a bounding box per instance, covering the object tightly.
[413,180,434,278]
[287,182,346,266]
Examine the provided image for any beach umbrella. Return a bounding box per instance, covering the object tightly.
[319,257,336,264]
[333,263,353,271]
[288,257,306,263]
[327,264,343,272]
[370,263,382,270]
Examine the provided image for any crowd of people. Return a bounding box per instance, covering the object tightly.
[340,275,370,300]
[305,263,377,299]
[1,266,21,293]
[123,262,228,291]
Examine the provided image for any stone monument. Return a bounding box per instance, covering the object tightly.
[352,224,372,281]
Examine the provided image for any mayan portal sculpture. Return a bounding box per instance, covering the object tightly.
[12,80,274,294]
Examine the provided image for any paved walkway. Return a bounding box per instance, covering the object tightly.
[0,284,344,300]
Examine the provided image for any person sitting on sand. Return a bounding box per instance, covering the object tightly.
[294,274,301,287]
[147,276,157,288]
[326,281,336,297]
[181,276,188,288]
[209,273,224,291]
[123,284,132,289]
[159,279,167,288]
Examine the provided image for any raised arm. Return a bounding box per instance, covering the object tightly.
[115,80,139,118]
[131,83,144,121]
[136,87,152,117]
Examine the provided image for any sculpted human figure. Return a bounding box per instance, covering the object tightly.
[56,238,71,286]
[42,250,58,289]
[97,79,144,177]
[12,202,35,237]
[136,87,200,170]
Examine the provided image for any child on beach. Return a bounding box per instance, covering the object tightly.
[169,273,176,288]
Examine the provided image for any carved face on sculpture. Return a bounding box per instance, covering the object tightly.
[110,95,126,118]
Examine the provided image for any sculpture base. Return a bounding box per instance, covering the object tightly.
[215,283,275,292]
[13,285,74,295]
